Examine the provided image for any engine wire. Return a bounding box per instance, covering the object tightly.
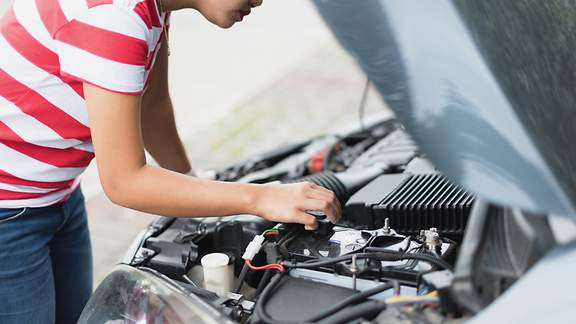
[263,229,280,235]
[305,281,395,322]
[233,263,250,294]
[316,300,387,324]
[284,251,452,271]
[254,269,273,298]
[245,259,284,272]
[255,273,396,324]
[385,291,440,306]
[234,227,282,294]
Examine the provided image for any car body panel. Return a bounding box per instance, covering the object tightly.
[469,241,576,323]
[313,0,576,217]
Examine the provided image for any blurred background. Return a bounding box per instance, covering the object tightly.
[0,0,389,285]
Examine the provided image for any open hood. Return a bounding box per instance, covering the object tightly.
[314,0,576,218]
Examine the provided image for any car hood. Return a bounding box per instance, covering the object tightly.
[314,0,576,218]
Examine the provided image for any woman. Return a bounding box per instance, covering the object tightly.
[0,0,341,323]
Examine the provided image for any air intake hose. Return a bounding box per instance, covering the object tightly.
[284,172,348,205]
[283,166,383,205]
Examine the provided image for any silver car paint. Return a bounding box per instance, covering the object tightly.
[313,0,576,218]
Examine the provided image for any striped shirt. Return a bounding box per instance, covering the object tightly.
[0,0,167,208]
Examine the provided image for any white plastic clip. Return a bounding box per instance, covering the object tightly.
[242,235,265,261]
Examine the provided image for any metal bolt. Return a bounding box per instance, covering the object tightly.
[424,228,441,252]
[351,254,358,292]
[383,218,391,234]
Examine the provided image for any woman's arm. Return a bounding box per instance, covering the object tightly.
[84,84,341,230]
[141,39,192,174]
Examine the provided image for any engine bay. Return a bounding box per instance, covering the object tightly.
[122,117,555,323]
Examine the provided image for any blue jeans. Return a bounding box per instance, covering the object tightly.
[0,188,92,324]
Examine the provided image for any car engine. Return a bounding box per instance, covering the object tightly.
[99,116,556,324]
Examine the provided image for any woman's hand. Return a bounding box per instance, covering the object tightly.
[254,182,342,231]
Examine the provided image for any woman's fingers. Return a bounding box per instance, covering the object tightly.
[292,210,319,230]
[306,191,341,222]
[258,182,340,230]
[298,198,340,224]
[305,187,332,201]
[309,182,334,195]
[304,184,342,221]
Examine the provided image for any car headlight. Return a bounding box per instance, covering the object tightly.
[79,265,232,324]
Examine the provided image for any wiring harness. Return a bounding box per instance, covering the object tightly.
[234,227,451,323]
[233,227,284,294]
[283,250,453,271]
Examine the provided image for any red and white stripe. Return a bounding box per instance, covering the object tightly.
[0,0,166,207]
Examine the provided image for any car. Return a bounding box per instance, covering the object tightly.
[78,1,576,323]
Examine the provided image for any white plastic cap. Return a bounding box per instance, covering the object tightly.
[201,253,230,268]
[201,253,233,296]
